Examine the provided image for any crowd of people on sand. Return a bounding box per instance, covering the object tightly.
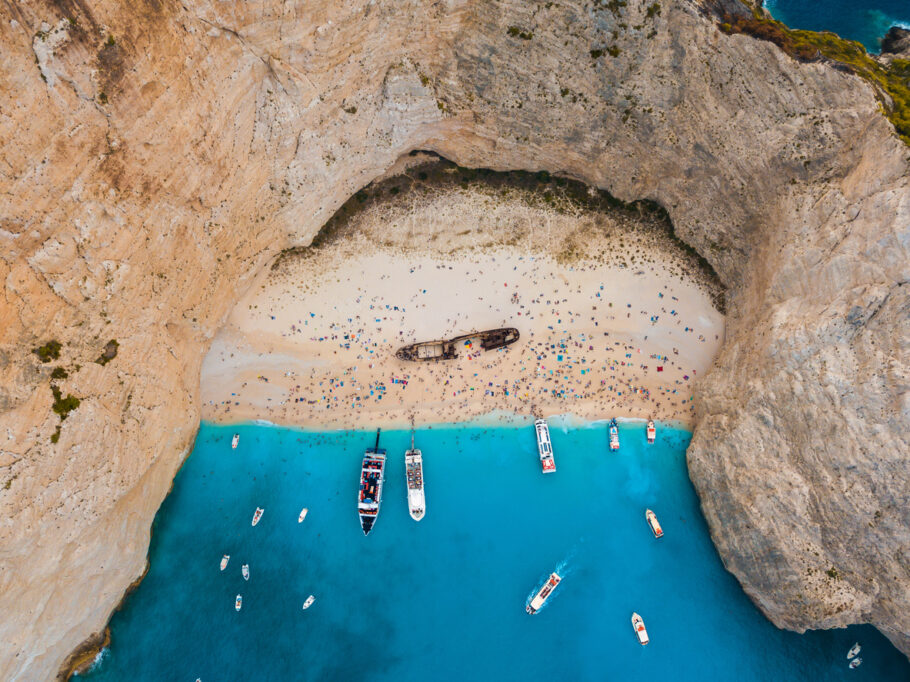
[204,252,723,429]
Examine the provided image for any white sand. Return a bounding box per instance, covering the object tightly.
[201,182,724,429]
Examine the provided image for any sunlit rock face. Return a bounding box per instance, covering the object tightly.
[0,0,906,677]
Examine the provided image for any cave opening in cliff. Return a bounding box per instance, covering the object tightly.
[199,152,726,429]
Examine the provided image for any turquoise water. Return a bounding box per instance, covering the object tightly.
[78,421,909,681]
[765,0,910,52]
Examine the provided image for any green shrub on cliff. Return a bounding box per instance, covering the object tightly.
[35,340,62,362]
[719,12,910,145]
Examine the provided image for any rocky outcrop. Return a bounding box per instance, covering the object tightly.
[0,0,906,678]
[881,26,910,57]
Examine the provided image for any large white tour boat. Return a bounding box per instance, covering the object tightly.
[609,418,620,451]
[534,418,556,473]
[358,429,386,535]
[405,431,425,521]
[526,572,561,614]
[231,434,239,449]
[647,420,656,444]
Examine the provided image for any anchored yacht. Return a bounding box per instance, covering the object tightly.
[220,555,230,571]
[298,507,308,523]
[358,429,386,535]
[251,507,264,526]
[645,509,664,538]
[632,612,649,645]
[241,564,249,581]
[235,595,242,611]
[534,418,556,473]
[647,420,656,444]
[231,434,239,449]
[405,431,425,521]
[609,418,620,451]
[303,595,315,610]
[526,572,561,614]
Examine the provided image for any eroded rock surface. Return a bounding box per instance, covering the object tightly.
[0,0,906,678]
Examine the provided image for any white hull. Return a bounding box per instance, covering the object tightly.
[647,421,656,444]
[242,564,249,581]
[646,509,663,538]
[526,572,561,614]
[632,612,649,645]
[534,418,556,473]
[251,507,264,526]
[220,555,229,571]
[298,508,308,523]
[235,595,242,611]
[303,595,315,610]
[406,449,425,521]
[231,434,239,449]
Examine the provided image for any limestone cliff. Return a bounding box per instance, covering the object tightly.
[0,0,906,678]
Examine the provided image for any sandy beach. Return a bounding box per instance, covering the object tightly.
[201,175,724,429]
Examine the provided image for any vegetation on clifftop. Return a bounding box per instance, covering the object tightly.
[719,10,910,145]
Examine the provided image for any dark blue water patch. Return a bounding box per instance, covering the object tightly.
[765,0,910,53]
[77,421,909,681]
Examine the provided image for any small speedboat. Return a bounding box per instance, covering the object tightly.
[231,434,239,449]
[632,612,649,645]
[251,507,264,526]
[526,572,561,614]
[646,420,656,444]
[849,657,862,669]
[303,595,315,610]
[235,595,242,611]
[298,508,308,523]
[847,642,861,659]
[220,555,230,571]
[645,509,664,538]
[241,564,249,581]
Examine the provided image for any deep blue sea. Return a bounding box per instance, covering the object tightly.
[77,420,909,681]
[765,0,910,52]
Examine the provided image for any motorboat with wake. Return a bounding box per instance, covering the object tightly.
[235,595,242,611]
[358,429,386,535]
[298,507,308,523]
[534,418,556,473]
[251,507,264,526]
[231,434,239,449]
[220,555,230,571]
[609,418,620,451]
[646,509,664,538]
[303,595,315,610]
[242,564,249,581]
[405,430,425,521]
[632,612,649,645]
[526,572,561,614]
[647,420,656,444]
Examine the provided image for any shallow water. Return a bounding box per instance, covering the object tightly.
[765,0,910,52]
[78,421,909,681]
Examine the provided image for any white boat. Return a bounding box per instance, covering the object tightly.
[609,418,620,451]
[303,595,315,610]
[534,418,556,473]
[251,507,264,526]
[849,657,862,669]
[241,564,249,581]
[235,595,242,611]
[220,554,229,571]
[646,420,656,444]
[632,612,649,645]
[645,509,664,538]
[526,572,561,614]
[358,429,386,535]
[847,643,861,659]
[405,431,426,521]
[231,434,239,449]
[298,507,308,523]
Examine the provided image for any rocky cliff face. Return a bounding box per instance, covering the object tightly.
[0,0,906,678]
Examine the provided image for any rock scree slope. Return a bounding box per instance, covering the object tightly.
[0,0,906,678]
